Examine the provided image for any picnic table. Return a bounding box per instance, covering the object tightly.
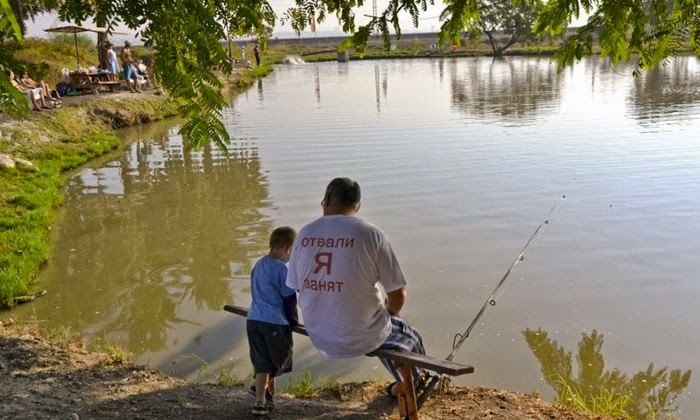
[69,71,120,95]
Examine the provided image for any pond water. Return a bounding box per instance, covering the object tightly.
[8,56,700,416]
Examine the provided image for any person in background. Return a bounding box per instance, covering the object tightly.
[120,40,141,93]
[246,226,298,416]
[136,59,147,76]
[7,69,51,110]
[253,42,261,66]
[19,69,57,102]
[106,42,119,81]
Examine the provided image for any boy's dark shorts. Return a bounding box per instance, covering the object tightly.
[247,319,293,377]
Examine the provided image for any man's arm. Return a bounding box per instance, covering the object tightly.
[386,287,406,316]
[375,229,408,315]
[282,293,299,327]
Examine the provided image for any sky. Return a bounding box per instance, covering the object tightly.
[24,1,587,43]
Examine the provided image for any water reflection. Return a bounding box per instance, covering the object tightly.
[628,56,700,124]
[372,64,389,113]
[24,126,272,354]
[449,57,562,124]
[5,56,700,414]
[314,65,321,103]
[375,65,381,112]
[524,328,691,419]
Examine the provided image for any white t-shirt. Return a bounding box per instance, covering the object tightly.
[286,214,407,358]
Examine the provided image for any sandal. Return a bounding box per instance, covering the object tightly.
[416,373,440,409]
[415,371,432,393]
[386,381,398,399]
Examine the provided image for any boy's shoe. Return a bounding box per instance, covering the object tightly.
[248,384,275,407]
[250,402,269,416]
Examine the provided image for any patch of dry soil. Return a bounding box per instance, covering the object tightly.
[0,322,614,420]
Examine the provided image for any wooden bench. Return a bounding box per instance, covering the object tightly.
[97,80,121,92]
[224,304,474,420]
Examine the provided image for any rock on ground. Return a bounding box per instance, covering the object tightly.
[13,157,35,168]
[0,153,15,168]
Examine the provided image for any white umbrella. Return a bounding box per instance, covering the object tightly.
[44,25,129,69]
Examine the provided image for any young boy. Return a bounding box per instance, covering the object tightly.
[246,226,298,416]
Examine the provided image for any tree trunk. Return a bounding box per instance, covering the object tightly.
[96,13,108,69]
[498,33,520,56]
[9,0,26,36]
[484,30,498,56]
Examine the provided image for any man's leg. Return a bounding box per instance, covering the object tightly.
[35,89,50,108]
[132,66,143,92]
[29,94,41,111]
[378,316,426,383]
[124,65,135,92]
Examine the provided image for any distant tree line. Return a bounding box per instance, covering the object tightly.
[0,0,698,147]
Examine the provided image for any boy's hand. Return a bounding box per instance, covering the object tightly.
[283,293,299,327]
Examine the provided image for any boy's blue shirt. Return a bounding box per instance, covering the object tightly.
[247,255,296,325]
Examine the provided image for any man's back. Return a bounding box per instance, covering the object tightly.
[286,215,406,358]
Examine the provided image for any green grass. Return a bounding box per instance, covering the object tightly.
[556,376,631,418]
[283,371,340,399]
[0,133,121,307]
[0,37,272,309]
[41,324,83,347]
[93,341,130,365]
[225,63,273,95]
[262,37,563,65]
[217,369,251,387]
[0,94,185,308]
[13,38,99,86]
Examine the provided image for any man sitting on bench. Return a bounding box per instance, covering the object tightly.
[286,177,432,399]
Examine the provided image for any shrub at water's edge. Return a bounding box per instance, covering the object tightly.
[524,328,691,419]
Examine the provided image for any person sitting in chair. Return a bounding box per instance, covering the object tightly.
[19,69,58,103]
[7,69,52,110]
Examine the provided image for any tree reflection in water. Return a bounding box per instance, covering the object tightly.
[30,124,272,354]
[449,57,562,124]
[523,328,691,419]
[627,56,700,125]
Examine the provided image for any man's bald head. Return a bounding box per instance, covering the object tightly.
[323,177,361,214]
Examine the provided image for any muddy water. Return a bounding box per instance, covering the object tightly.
[8,57,700,416]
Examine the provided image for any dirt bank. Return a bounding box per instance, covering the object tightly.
[0,321,614,420]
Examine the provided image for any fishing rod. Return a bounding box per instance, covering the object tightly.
[446,180,574,362]
[416,181,575,409]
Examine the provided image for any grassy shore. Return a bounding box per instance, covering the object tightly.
[0,93,182,307]
[264,35,563,64]
[0,62,271,308]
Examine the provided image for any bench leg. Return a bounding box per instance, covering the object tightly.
[395,363,419,420]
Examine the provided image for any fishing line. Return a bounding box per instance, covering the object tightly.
[445,180,575,362]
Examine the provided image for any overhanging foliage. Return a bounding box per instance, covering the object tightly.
[1,0,699,148]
